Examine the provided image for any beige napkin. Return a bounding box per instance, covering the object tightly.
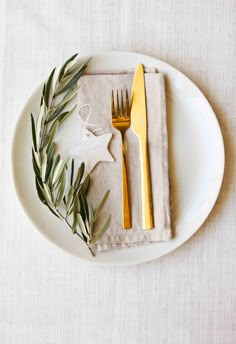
[77,70,172,251]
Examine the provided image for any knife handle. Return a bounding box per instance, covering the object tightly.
[139,140,154,229]
[122,139,132,229]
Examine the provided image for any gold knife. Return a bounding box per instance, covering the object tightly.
[131,64,154,229]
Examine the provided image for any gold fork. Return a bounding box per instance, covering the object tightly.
[111,89,132,229]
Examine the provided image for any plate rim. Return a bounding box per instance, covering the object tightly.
[11,51,225,266]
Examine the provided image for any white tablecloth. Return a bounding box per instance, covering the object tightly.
[0,1,235,343]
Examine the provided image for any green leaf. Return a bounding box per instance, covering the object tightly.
[58,53,78,82]
[50,154,60,184]
[32,148,40,177]
[78,213,89,241]
[41,149,48,182]
[91,215,111,244]
[40,84,45,106]
[64,64,80,79]
[46,204,60,219]
[89,204,94,223]
[40,134,50,151]
[45,84,78,125]
[36,174,44,189]
[72,196,78,234]
[73,182,82,197]
[42,83,46,97]
[67,183,82,216]
[31,113,37,152]
[35,177,46,204]
[70,158,74,186]
[46,121,59,152]
[74,162,85,188]
[78,194,85,221]
[80,190,89,220]
[64,60,77,75]
[55,168,66,207]
[47,142,55,162]
[51,65,61,93]
[89,205,95,235]
[81,174,90,195]
[52,158,69,187]
[55,85,79,109]
[57,104,77,128]
[57,58,91,95]
[66,185,74,212]
[45,155,53,183]
[62,58,92,85]
[46,102,67,124]
[52,159,63,185]
[93,190,110,222]
[36,101,46,144]
[37,180,60,220]
[43,183,52,204]
[44,67,55,107]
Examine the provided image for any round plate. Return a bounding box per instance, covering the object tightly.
[12,52,224,265]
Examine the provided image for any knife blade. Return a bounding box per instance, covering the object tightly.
[131,64,154,229]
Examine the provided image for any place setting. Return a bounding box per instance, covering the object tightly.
[11,52,224,265]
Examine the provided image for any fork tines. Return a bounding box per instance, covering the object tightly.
[111,89,130,118]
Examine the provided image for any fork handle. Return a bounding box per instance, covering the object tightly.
[139,140,154,229]
[122,139,132,229]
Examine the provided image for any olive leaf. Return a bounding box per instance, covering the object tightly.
[52,158,69,187]
[79,189,89,220]
[40,84,45,106]
[93,190,110,222]
[64,59,77,75]
[44,67,55,107]
[56,58,91,95]
[31,53,111,257]
[31,113,37,152]
[41,148,48,182]
[36,101,46,144]
[43,183,53,205]
[53,85,79,110]
[47,142,55,162]
[35,177,46,204]
[58,53,78,82]
[45,142,56,183]
[49,154,60,184]
[74,162,85,188]
[46,121,59,152]
[70,158,74,186]
[62,59,92,85]
[78,213,89,242]
[66,185,74,212]
[91,215,111,244]
[56,104,77,128]
[32,149,40,177]
[55,168,67,208]
[51,66,61,94]
[81,174,90,194]
[52,159,64,185]
[72,196,78,234]
[45,156,54,183]
[89,205,95,236]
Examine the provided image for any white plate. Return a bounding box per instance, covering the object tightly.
[12,52,224,266]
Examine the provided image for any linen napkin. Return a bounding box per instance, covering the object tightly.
[76,69,172,251]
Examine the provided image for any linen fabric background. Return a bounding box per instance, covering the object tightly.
[0,1,235,343]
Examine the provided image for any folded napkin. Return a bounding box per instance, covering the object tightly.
[77,69,172,251]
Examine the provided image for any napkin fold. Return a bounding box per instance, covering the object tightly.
[77,69,172,251]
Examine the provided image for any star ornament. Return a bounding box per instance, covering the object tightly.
[70,129,114,174]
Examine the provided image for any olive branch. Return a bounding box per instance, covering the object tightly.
[31,54,111,256]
